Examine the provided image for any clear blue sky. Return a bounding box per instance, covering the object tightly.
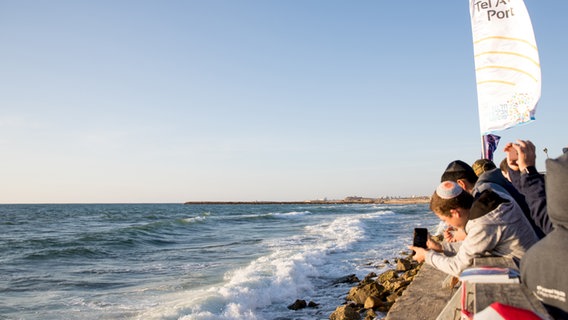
[1,1,566,203]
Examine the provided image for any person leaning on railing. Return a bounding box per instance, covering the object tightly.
[410,181,538,277]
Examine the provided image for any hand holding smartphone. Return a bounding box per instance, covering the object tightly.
[413,228,428,249]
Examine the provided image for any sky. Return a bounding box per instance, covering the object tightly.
[1,1,567,204]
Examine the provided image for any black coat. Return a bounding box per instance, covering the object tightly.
[521,152,568,319]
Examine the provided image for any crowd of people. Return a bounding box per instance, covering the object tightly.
[408,139,568,319]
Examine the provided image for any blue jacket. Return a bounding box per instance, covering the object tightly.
[508,168,553,235]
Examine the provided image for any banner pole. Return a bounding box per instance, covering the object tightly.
[481,134,486,160]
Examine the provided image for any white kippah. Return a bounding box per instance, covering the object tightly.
[436,181,463,199]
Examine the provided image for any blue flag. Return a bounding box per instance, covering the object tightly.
[483,134,501,161]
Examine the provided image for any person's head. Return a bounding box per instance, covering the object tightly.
[472,159,497,177]
[430,181,474,229]
[440,160,478,193]
[545,151,568,228]
[499,158,510,182]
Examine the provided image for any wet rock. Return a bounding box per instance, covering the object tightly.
[308,301,320,308]
[363,272,377,283]
[287,299,307,310]
[333,274,360,285]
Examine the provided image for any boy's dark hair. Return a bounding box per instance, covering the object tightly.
[430,188,475,217]
[441,160,478,184]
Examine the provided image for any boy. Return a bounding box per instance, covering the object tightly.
[410,181,538,277]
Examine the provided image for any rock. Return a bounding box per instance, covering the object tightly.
[396,258,413,272]
[364,309,378,320]
[287,299,307,310]
[331,248,425,319]
[406,268,419,276]
[401,268,419,281]
[382,279,410,292]
[333,274,360,285]
[383,259,390,264]
[377,301,394,313]
[347,282,385,305]
[329,304,361,320]
[308,301,320,308]
[363,272,377,283]
[386,292,399,303]
[363,296,383,309]
[377,269,398,284]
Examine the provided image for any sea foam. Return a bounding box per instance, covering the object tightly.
[149,214,368,319]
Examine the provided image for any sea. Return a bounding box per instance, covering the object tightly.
[0,203,441,320]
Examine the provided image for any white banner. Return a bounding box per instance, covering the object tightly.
[470,0,541,134]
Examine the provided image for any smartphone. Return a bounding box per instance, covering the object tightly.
[413,228,428,249]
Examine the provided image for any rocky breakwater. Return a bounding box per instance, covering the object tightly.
[329,254,422,320]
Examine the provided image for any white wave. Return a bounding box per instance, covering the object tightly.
[368,210,395,217]
[304,217,364,251]
[218,213,272,220]
[136,214,369,320]
[224,210,311,219]
[182,216,206,223]
[272,210,311,217]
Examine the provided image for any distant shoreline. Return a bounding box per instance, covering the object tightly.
[184,197,430,205]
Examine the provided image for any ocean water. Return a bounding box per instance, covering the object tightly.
[0,203,440,320]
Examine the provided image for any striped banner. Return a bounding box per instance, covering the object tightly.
[469,0,541,134]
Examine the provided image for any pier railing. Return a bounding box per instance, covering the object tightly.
[385,256,552,320]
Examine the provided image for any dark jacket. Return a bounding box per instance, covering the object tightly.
[509,168,553,235]
[477,169,547,238]
[521,152,568,319]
